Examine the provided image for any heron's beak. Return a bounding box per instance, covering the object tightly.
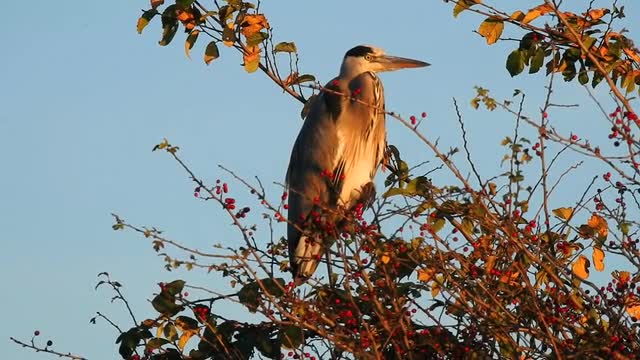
[376,55,430,72]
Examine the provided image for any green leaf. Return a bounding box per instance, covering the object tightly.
[238,282,260,312]
[165,280,186,295]
[280,324,304,349]
[529,47,545,73]
[274,42,297,53]
[453,0,481,17]
[175,316,199,331]
[478,17,504,45]
[146,337,170,350]
[152,293,183,316]
[164,323,178,341]
[245,31,268,47]
[506,49,525,77]
[137,9,157,34]
[292,74,315,85]
[185,30,199,59]
[260,278,285,297]
[159,5,179,46]
[176,0,196,7]
[204,41,220,65]
[578,69,589,85]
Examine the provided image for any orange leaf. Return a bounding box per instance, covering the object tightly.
[522,4,554,24]
[478,17,504,45]
[381,253,391,265]
[623,48,640,64]
[572,255,590,279]
[592,247,605,272]
[241,14,269,37]
[243,46,261,73]
[283,72,299,87]
[588,8,608,21]
[417,268,435,282]
[587,214,608,239]
[626,295,640,318]
[619,270,631,284]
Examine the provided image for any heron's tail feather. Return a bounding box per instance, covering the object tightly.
[293,234,323,284]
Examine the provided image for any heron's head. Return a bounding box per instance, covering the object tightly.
[339,45,429,78]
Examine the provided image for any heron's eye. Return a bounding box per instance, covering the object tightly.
[364,54,373,61]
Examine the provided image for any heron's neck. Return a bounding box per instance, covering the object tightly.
[339,58,376,80]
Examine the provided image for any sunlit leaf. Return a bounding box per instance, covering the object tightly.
[588,8,609,21]
[572,255,590,279]
[478,17,504,45]
[522,4,554,24]
[592,247,605,272]
[417,268,435,282]
[626,295,640,319]
[178,331,196,350]
[243,46,261,73]
[381,253,391,264]
[552,207,573,221]
[453,0,481,18]
[240,14,270,37]
[587,214,608,240]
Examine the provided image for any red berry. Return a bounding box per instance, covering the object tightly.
[421,112,427,118]
[410,115,417,125]
[34,330,40,336]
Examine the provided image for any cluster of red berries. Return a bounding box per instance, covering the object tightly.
[280,351,315,360]
[223,197,236,210]
[409,112,427,125]
[193,305,210,321]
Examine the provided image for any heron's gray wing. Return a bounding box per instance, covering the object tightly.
[286,79,344,276]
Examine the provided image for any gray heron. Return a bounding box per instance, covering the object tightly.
[286,45,429,285]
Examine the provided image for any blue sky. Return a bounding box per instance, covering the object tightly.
[2,0,639,358]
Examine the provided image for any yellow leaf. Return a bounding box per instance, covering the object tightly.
[156,323,165,339]
[552,207,573,220]
[592,247,605,271]
[453,0,481,18]
[522,4,554,24]
[381,253,391,264]
[240,14,269,37]
[623,48,640,65]
[178,331,196,350]
[510,10,525,21]
[572,255,590,279]
[478,17,504,45]
[243,46,261,73]
[587,214,608,239]
[431,275,443,297]
[417,268,435,282]
[625,295,640,319]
